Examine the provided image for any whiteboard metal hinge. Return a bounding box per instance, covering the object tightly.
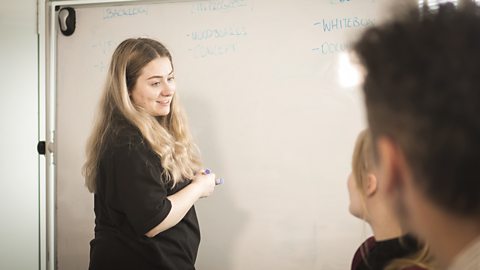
[49,130,56,165]
[47,142,55,153]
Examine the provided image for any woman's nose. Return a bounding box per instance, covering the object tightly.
[161,82,174,96]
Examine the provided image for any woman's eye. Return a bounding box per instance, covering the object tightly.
[152,82,161,87]
[167,77,175,82]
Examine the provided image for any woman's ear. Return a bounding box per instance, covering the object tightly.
[376,136,405,194]
[365,174,378,197]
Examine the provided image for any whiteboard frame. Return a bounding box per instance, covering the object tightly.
[38,1,46,269]
[44,3,57,270]
[50,0,196,8]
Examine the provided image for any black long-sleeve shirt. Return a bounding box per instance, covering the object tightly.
[89,123,200,270]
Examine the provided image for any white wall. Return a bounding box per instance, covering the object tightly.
[0,0,39,269]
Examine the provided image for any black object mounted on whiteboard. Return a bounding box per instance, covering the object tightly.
[37,141,54,155]
[37,141,46,155]
[58,7,76,36]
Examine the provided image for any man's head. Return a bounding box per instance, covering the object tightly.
[353,1,480,230]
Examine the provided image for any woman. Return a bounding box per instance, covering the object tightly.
[348,129,433,270]
[83,38,217,270]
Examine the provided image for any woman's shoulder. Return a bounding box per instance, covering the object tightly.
[401,266,429,270]
[351,236,377,270]
[356,236,377,253]
[110,118,142,143]
[105,121,150,155]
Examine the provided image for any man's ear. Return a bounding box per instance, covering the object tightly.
[376,136,404,194]
[365,174,378,197]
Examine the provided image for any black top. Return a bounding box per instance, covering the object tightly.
[351,235,426,270]
[89,122,200,270]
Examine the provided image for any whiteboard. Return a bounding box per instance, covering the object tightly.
[54,0,403,269]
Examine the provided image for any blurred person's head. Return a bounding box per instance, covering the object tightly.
[353,1,480,267]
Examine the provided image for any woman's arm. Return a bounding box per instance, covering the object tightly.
[145,172,216,238]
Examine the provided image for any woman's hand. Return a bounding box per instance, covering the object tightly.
[191,170,216,198]
[145,169,217,237]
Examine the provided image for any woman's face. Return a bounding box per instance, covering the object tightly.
[347,173,365,219]
[130,57,175,116]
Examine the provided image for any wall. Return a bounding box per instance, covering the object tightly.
[0,0,39,269]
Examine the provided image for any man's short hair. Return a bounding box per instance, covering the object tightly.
[353,2,480,216]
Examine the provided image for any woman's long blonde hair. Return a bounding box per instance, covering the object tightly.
[352,129,434,270]
[83,38,202,193]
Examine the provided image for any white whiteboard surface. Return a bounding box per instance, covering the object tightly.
[54,0,401,269]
